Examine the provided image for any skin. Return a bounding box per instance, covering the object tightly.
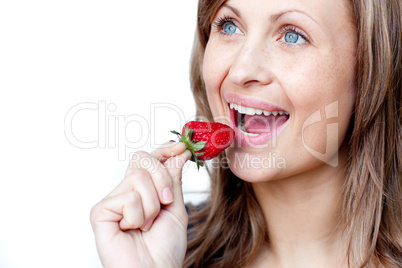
[90,142,192,268]
[203,0,356,267]
[91,0,357,267]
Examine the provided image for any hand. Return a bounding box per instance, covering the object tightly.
[90,142,192,268]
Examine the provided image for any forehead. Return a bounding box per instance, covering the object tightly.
[214,0,353,26]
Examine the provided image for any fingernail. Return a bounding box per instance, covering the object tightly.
[162,187,174,204]
[183,150,192,160]
[175,142,187,149]
[142,219,153,232]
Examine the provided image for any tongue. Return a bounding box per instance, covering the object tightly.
[244,114,288,134]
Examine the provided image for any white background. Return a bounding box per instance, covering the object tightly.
[0,0,210,267]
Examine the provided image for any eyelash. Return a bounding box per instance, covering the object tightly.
[278,25,310,47]
[212,15,310,46]
[212,15,236,36]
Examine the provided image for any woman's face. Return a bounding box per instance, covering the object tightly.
[203,0,357,182]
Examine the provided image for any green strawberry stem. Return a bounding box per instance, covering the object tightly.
[170,127,206,170]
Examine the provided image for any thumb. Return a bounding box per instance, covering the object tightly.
[164,150,192,215]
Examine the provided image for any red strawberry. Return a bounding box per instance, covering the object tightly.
[171,121,234,169]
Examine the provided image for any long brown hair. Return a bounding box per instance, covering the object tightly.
[184,0,402,267]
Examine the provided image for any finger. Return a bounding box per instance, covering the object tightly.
[163,150,192,219]
[150,142,187,164]
[98,169,160,232]
[90,191,145,234]
[124,151,174,205]
[125,150,162,177]
[119,191,145,231]
[123,169,160,230]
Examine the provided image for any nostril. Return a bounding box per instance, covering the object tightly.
[228,61,274,87]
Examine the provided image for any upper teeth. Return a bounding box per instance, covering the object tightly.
[230,103,289,116]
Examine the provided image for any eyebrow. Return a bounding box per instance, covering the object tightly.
[222,4,318,25]
[270,9,318,24]
[222,3,242,18]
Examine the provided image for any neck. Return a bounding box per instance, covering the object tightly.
[252,158,348,267]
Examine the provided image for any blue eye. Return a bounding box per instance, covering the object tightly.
[213,16,244,36]
[224,23,238,34]
[279,28,308,46]
[284,32,299,43]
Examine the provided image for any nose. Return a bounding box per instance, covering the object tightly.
[228,38,274,87]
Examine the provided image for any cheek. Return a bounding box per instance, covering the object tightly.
[279,47,356,115]
[203,41,229,90]
[202,45,215,91]
[202,41,231,116]
[286,52,356,157]
[203,53,219,116]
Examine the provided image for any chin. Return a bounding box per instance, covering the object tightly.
[225,147,288,183]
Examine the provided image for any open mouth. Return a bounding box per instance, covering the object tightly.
[229,102,290,145]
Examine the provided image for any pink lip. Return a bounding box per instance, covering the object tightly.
[224,92,288,113]
[224,93,289,147]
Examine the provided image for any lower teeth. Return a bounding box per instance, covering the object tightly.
[238,121,259,137]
